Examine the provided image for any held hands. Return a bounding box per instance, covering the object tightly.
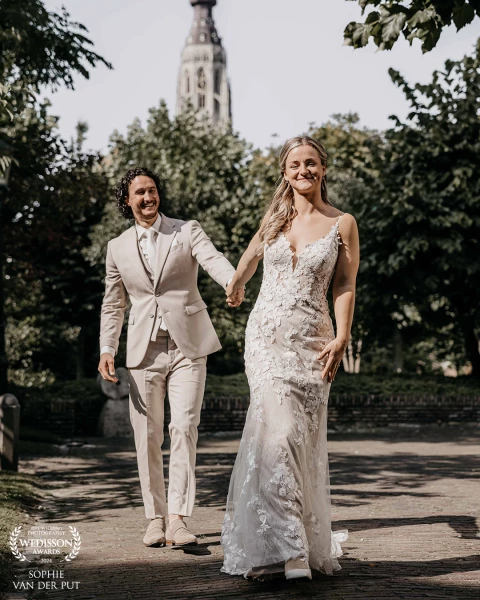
[98,353,118,383]
[226,282,245,308]
[318,338,347,383]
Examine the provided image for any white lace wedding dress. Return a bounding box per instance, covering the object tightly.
[221,215,348,578]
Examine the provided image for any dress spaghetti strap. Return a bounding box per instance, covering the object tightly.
[335,213,345,245]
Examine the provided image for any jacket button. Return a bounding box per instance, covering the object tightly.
[155,292,160,297]
[149,313,154,318]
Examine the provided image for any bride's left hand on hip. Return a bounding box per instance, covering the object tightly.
[318,338,346,383]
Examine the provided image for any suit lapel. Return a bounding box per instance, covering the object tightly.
[154,213,178,290]
[123,226,153,290]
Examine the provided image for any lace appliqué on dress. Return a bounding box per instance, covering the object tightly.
[221,217,348,578]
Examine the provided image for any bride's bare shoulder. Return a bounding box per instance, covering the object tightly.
[339,212,357,228]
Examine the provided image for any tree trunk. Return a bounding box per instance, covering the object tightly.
[354,339,362,373]
[0,190,8,393]
[75,328,85,380]
[393,328,403,374]
[342,339,362,374]
[461,317,480,378]
[342,341,355,373]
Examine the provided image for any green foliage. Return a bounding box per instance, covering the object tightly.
[18,373,478,403]
[3,104,110,382]
[0,0,112,383]
[0,0,111,124]
[308,55,480,376]
[95,103,255,256]
[89,104,266,374]
[331,372,480,395]
[204,372,250,397]
[11,377,103,407]
[308,114,386,364]
[209,371,480,397]
[1,4,478,381]
[354,40,480,374]
[344,0,480,52]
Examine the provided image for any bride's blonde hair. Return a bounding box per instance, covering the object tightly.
[257,136,331,253]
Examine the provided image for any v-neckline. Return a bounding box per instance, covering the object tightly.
[281,220,339,272]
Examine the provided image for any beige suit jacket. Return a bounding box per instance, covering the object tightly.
[100,213,235,368]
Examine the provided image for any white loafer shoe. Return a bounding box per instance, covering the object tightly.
[285,558,312,580]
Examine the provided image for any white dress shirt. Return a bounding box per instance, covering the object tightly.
[101,215,165,357]
[136,213,162,272]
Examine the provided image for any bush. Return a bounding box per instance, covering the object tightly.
[330,373,480,396]
[204,373,249,397]
[204,372,480,398]
[10,378,103,406]
[9,372,479,420]
[11,378,105,437]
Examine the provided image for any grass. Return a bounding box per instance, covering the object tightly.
[0,471,44,595]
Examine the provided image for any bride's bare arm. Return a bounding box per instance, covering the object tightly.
[332,213,360,344]
[227,230,263,295]
[319,213,360,381]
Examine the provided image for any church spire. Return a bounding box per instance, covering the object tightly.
[187,0,221,46]
[176,0,232,128]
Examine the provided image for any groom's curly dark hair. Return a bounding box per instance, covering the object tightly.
[115,167,167,220]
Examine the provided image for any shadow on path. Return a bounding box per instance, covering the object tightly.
[24,436,480,523]
[17,430,480,600]
[21,552,480,600]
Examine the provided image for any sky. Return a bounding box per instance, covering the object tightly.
[42,0,479,153]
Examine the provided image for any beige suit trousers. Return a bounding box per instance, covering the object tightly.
[128,333,207,519]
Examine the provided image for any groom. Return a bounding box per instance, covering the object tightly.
[98,167,243,547]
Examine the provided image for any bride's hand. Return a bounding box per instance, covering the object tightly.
[318,338,347,383]
[226,280,244,307]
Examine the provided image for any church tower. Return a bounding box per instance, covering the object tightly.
[176,0,232,128]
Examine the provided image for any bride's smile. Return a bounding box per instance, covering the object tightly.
[283,145,326,196]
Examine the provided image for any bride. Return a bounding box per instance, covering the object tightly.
[221,135,359,581]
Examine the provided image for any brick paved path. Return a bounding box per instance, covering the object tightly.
[9,428,480,599]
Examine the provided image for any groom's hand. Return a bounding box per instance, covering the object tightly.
[98,353,118,383]
[226,287,244,308]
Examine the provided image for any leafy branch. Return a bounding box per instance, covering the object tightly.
[344,0,480,52]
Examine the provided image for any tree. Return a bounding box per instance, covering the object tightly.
[308,114,388,372]
[0,0,111,124]
[344,0,480,52]
[31,125,110,380]
[351,40,480,375]
[0,0,110,386]
[4,106,109,383]
[87,104,258,374]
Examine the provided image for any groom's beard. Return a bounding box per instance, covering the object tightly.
[136,203,159,221]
